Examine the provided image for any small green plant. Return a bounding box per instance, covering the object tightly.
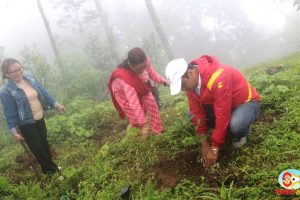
[63,167,78,178]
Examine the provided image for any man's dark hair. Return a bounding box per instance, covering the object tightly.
[182,63,198,78]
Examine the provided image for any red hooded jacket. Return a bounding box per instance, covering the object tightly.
[187,55,260,148]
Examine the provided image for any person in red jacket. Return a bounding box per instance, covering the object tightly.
[165,56,260,168]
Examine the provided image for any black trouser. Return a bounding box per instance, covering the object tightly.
[151,87,161,109]
[204,105,216,129]
[19,118,58,174]
[147,81,162,109]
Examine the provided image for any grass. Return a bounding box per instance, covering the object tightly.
[0,52,300,199]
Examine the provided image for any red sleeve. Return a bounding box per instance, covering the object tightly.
[210,72,232,148]
[146,59,166,84]
[187,92,207,135]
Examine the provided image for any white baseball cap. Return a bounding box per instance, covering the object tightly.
[165,58,188,95]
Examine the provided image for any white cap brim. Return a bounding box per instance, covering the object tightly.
[165,58,188,95]
[170,76,182,95]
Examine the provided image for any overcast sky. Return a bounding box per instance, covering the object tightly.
[0,0,296,62]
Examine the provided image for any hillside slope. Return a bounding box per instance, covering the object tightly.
[0,53,300,199]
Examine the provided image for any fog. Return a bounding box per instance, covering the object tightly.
[0,0,299,70]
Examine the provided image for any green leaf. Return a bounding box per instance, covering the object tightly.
[63,167,78,178]
[0,177,12,192]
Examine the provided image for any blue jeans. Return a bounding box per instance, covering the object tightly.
[203,101,260,139]
[229,101,260,139]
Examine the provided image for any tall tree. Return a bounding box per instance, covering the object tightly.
[36,0,63,73]
[145,0,174,60]
[94,0,119,61]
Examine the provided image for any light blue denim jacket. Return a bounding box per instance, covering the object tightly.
[0,75,59,135]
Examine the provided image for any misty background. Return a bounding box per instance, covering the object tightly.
[0,0,299,102]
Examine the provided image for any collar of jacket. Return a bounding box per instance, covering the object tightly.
[189,55,220,85]
[6,75,32,92]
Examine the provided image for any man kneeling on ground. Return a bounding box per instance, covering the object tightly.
[165,56,261,168]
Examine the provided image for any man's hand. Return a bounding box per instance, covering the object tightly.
[201,140,210,160]
[204,149,218,168]
[15,133,25,142]
[201,141,218,168]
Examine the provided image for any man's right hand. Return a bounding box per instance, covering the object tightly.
[15,133,25,142]
[201,140,210,158]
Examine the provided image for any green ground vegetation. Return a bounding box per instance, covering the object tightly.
[0,52,300,199]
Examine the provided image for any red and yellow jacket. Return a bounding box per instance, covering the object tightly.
[187,55,260,148]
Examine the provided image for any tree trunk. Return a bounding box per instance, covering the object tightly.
[94,0,119,61]
[145,0,174,60]
[36,0,63,73]
[74,8,88,49]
